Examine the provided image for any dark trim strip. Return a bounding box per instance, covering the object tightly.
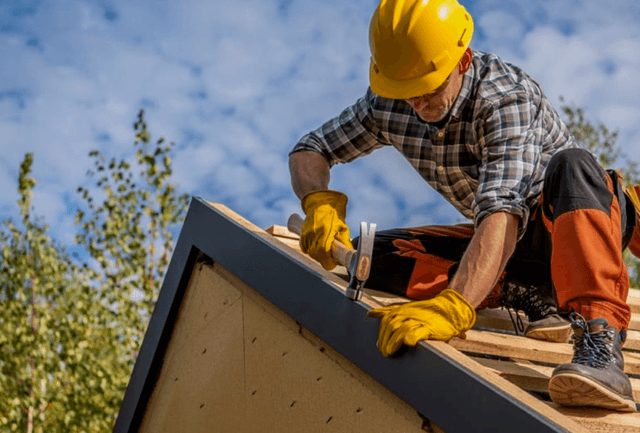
[114,198,572,433]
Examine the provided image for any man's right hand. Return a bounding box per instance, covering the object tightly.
[300,190,354,270]
[367,288,477,357]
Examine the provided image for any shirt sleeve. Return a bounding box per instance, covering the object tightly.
[290,88,390,167]
[474,92,543,238]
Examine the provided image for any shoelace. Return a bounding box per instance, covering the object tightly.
[501,281,551,335]
[505,308,526,336]
[570,312,616,369]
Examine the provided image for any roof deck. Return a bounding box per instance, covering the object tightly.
[115,198,640,432]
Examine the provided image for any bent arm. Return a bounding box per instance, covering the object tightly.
[289,151,331,200]
[450,211,519,307]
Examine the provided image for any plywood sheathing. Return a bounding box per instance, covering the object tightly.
[138,262,245,433]
[139,262,429,433]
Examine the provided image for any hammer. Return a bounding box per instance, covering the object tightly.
[287,213,376,301]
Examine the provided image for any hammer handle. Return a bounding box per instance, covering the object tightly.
[287,213,355,267]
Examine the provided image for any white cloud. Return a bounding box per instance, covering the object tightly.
[476,10,526,57]
[173,144,226,191]
[2,0,640,249]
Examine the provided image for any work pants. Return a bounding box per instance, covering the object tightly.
[356,148,637,330]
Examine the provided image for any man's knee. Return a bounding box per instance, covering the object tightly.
[545,148,599,180]
[543,148,611,218]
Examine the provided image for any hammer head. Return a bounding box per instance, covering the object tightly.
[345,221,376,301]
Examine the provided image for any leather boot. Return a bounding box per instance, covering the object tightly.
[548,313,637,412]
[499,279,572,343]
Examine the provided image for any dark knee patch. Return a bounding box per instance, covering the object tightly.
[543,148,612,219]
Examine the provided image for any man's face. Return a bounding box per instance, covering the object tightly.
[405,66,462,123]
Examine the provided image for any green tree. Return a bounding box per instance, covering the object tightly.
[560,98,640,287]
[75,109,189,366]
[0,110,189,431]
[0,154,121,432]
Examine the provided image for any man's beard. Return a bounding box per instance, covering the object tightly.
[416,99,453,123]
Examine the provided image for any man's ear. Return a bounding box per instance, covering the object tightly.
[459,48,473,74]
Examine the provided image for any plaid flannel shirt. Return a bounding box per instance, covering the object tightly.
[291,51,576,236]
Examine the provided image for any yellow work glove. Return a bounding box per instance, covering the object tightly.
[300,190,354,270]
[367,288,476,357]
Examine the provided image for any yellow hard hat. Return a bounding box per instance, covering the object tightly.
[369,0,474,99]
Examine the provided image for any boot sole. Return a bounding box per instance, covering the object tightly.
[525,323,572,343]
[549,372,637,412]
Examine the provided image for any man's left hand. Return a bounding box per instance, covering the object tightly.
[367,288,476,357]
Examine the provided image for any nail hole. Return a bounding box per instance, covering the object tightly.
[316,377,323,381]
[319,346,325,353]
[251,337,257,344]
[326,416,332,424]
[200,404,204,409]
[290,401,296,407]
[202,348,207,354]
[251,390,257,396]
[356,408,363,413]
[282,351,288,357]
[174,377,179,382]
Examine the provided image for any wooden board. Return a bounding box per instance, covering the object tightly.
[549,405,640,433]
[473,357,640,401]
[449,329,640,375]
[472,308,640,351]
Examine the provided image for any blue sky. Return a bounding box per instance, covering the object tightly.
[2,0,640,249]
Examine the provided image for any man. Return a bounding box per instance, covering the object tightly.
[289,0,640,412]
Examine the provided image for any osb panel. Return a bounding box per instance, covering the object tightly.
[166,262,243,358]
[213,264,426,430]
[242,290,424,433]
[139,264,245,433]
[140,262,426,433]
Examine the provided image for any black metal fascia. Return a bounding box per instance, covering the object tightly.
[114,197,571,433]
[113,199,202,433]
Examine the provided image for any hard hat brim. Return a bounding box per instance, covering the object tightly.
[369,59,456,100]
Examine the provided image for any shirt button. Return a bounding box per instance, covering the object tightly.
[437,165,445,173]
[437,130,444,138]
